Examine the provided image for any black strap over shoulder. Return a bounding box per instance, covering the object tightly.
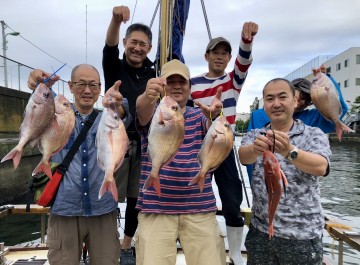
[58,110,99,174]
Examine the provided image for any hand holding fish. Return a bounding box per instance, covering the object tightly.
[112,6,130,24]
[27,69,60,90]
[265,130,292,158]
[144,77,166,103]
[242,21,258,41]
[194,86,223,121]
[252,134,273,156]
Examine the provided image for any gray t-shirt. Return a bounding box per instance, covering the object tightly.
[241,120,332,239]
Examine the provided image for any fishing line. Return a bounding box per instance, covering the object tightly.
[44,63,67,86]
[109,96,121,127]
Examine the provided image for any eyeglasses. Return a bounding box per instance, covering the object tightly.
[72,81,100,90]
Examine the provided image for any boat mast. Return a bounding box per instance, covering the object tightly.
[159,0,174,70]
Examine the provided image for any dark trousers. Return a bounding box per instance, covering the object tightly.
[214,149,244,227]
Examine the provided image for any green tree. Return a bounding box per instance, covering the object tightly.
[350,96,360,113]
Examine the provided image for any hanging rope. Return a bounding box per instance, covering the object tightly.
[131,0,139,25]
[200,0,212,40]
[150,0,161,28]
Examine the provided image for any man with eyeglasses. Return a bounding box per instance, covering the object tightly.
[27,64,132,265]
[188,22,258,265]
[102,5,156,265]
[245,65,348,185]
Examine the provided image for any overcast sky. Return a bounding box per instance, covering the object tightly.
[1,0,359,112]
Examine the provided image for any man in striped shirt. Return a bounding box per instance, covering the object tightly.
[190,21,258,265]
[135,59,226,265]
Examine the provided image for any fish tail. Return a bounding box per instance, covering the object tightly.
[269,224,274,239]
[335,121,354,142]
[98,176,118,202]
[1,147,23,169]
[188,172,206,193]
[32,161,53,179]
[143,174,162,197]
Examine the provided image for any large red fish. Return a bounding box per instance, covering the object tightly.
[310,72,354,141]
[263,149,288,239]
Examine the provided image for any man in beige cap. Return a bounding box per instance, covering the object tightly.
[135,59,226,265]
[190,22,258,265]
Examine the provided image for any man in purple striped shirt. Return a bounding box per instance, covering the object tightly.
[135,59,226,265]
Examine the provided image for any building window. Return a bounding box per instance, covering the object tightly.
[326,67,331,74]
[356,78,360,86]
[344,80,349,88]
[336,63,341,71]
[344,59,348,67]
[357,55,360,64]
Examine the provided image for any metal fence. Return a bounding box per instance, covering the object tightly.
[0,55,104,109]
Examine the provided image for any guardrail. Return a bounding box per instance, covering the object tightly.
[0,55,104,110]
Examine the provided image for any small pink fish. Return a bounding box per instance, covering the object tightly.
[96,107,128,201]
[189,116,233,192]
[1,84,55,168]
[311,72,354,141]
[32,95,75,179]
[145,96,185,196]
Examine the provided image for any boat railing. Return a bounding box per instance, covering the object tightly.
[0,204,49,245]
[1,204,359,265]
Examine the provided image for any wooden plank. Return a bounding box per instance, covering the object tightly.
[325,220,360,252]
[8,204,49,215]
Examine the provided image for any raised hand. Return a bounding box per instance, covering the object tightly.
[242,22,259,41]
[112,6,130,24]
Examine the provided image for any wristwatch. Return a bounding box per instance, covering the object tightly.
[286,146,298,161]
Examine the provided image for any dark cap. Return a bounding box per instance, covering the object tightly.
[291,78,311,94]
[206,37,232,53]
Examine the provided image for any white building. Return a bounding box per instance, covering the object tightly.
[284,47,360,109]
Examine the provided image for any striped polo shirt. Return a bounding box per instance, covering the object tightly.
[136,107,217,214]
[190,37,253,130]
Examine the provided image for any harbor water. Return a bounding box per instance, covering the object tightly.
[0,137,359,264]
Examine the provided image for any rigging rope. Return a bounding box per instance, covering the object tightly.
[150,0,161,28]
[130,0,139,25]
[200,0,212,40]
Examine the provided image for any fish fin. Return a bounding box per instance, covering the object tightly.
[143,175,161,197]
[335,121,354,142]
[281,170,288,197]
[158,109,165,125]
[32,161,53,180]
[1,147,23,169]
[98,177,118,202]
[188,172,206,193]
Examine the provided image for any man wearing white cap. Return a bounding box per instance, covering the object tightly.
[190,22,258,265]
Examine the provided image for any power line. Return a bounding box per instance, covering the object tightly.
[4,22,73,69]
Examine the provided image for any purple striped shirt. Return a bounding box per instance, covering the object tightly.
[136,107,217,214]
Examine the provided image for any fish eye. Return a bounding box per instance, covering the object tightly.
[113,113,119,120]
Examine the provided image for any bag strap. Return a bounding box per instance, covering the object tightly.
[57,109,99,174]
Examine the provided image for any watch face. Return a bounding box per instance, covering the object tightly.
[290,151,298,159]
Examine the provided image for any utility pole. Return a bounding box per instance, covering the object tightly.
[1,20,20,88]
[1,20,7,87]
